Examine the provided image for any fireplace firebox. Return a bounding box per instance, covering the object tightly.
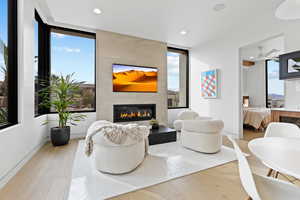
[113,104,156,122]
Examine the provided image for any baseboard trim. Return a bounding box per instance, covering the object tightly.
[0,138,48,189]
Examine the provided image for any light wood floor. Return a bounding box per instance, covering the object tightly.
[0,136,298,200]
[243,128,265,141]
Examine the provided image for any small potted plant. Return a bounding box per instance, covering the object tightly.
[149,118,159,129]
[40,74,86,146]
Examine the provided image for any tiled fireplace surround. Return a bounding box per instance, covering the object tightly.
[96,30,168,125]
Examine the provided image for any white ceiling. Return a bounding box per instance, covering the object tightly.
[43,0,282,48]
[241,35,285,61]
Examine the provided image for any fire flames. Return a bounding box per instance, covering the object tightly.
[120,111,151,119]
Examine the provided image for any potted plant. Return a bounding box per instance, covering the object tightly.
[149,118,159,129]
[40,74,86,146]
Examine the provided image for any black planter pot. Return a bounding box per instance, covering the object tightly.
[50,126,70,146]
[151,124,159,130]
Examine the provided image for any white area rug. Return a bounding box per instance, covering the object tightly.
[67,140,238,200]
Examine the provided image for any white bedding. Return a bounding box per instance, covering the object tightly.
[243,107,271,129]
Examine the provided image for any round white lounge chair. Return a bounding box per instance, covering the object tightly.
[181,120,224,153]
[87,121,149,174]
[173,110,211,131]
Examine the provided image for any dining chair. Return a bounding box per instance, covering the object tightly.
[265,122,300,138]
[264,122,300,179]
[227,136,300,200]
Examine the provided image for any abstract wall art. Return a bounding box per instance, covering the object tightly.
[201,69,218,98]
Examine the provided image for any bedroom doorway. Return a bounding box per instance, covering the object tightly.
[239,35,285,141]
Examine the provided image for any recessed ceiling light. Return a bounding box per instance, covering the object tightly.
[213,3,226,12]
[180,30,188,35]
[93,8,102,15]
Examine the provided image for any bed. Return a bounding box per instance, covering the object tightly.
[243,107,272,130]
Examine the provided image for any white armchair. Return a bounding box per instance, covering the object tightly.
[173,110,211,131]
[93,139,146,174]
[181,120,224,153]
[88,121,149,174]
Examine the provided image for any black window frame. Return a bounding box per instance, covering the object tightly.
[265,59,269,108]
[0,0,18,129]
[167,47,189,109]
[34,13,96,115]
[35,10,50,116]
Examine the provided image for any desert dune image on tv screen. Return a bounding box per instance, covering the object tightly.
[113,64,158,92]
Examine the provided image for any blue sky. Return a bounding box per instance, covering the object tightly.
[50,32,95,84]
[167,52,180,91]
[0,0,8,43]
[267,60,284,95]
[0,0,8,82]
[34,21,38,74]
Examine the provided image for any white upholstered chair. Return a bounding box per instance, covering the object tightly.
[227,136,300,200]
[265,122,300,138]
[264,122,300,178]
[181,120,224,153]
[88,121,149,174]
[173,109,211,131]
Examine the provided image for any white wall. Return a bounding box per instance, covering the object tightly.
[243,61,266,107]
[190,15,300,137]
[0,0,97,188]
[0,0,48,188]
[190,40,239,135]
[285,79,300,109]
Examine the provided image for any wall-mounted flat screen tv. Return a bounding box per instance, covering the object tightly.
[113,64,158,92]
[279,50,300,80]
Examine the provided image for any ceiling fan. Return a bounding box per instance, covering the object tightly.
[251,46,280,61]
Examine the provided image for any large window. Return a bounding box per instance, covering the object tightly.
[34,15,96,115]
[0,0,18,127]
[50,28,96,112]
[167,47,189,108]
[266,59,284,108]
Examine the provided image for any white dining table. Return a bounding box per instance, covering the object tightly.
[248,137,300,179]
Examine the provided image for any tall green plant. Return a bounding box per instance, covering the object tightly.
[40,73,86,128]
[0,38,8,123]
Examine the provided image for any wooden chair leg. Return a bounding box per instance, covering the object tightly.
[267,169,273,177]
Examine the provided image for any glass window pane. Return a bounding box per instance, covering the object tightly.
[50,29,95,112]
[0,0,9,124]
[167,49,188,108]
[34,19,39,115]
[267,60,284,108]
